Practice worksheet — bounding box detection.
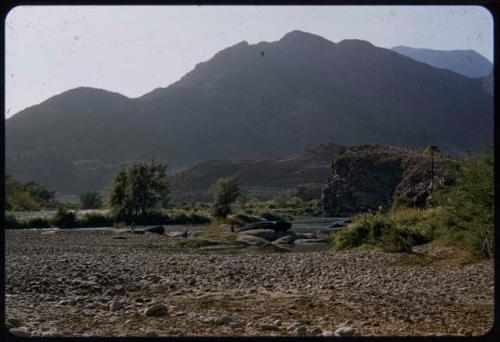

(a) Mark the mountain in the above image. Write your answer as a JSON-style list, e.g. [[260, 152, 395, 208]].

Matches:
[[391, 45, 493, 78], [169, 143, 344, 203], [6, 30, 493, 195]]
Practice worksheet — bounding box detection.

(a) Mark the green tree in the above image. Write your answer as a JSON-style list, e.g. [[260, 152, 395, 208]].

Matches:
[[79, 191, 103, 209], [212, 176, 241, 219], [425, 144, 441, 190], [23, 181, 56, 208], [442, 147, 493, 258], [5, 176, 40, 211], [108, 161, 170, 221]]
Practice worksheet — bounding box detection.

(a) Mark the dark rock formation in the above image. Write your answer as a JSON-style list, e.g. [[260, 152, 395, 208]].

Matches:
[[237, 221, 292, 233], [321, 145, 450, 216]]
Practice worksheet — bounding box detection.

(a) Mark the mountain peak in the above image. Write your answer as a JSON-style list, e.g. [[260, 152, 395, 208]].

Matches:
[[280, 30, 331, 44]]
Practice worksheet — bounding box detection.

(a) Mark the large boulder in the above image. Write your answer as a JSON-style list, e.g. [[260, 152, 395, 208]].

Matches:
[[235, 234, 270, 246], [271, 234, 296, 245], [239, 229, 288, 241], [322, 145, 451, 216], [237, 221, 292, 232]]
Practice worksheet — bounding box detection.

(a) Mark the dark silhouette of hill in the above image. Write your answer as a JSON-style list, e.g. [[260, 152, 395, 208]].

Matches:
[[6, 30, 493, 194], [391, 45, 492, 78], [169, 143, 344, 203]]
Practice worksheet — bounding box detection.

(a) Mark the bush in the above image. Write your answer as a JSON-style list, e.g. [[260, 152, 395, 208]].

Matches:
[[50, 208, 78, 228], [259, 211, 292, 222], [5, 215, 26, 229], [26, 217, 52, 228], [332, 213, 418, 253], [379, 227, 413, 253], [167, 211, 211, 225], [224, 213, 262, 227], [333, 224, 370, 250], [79, 213, 114, 227]]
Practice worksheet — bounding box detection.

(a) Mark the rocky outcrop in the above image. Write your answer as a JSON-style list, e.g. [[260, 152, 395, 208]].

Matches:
[[237, 221, 292, 233], [321, 145, 450, 216]]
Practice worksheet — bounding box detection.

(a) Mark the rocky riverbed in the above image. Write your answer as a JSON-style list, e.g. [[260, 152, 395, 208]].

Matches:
[[5, 229, 494, 337]]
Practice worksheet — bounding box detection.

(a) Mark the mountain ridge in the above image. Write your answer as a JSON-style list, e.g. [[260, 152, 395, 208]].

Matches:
[[6, 30, 493, 195], [391, 45, 493, 78]]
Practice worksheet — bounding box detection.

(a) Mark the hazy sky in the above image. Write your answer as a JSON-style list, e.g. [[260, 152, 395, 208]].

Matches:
[[5, 5, 493, 118]]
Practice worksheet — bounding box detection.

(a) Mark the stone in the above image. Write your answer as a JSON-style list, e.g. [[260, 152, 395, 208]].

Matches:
[[240, 229, 287, 241], [292, 325, 307, 336], [41, 331, 63, 337], [238, 221, 292, 232], [6, 318, 22, 328], [271, 235, 295, 245], [235, 234, 270, 246], [9, 328, 31, 337], [260, 323, 280, 331], [144, 303, 168, 317], [229, 321, 244, 329], [322, 330, 335, 337], [334, 326, 355, 336], [109, 300, 124, 312], [214, 315, 233, 325], [310, 327, 323, 335]]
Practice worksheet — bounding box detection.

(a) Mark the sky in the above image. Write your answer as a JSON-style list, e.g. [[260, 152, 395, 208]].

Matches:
[[5, 5, 494, 118]]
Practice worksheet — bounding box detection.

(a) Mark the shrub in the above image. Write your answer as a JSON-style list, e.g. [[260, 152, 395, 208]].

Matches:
[[80, 213, 114, 227], [50, 208, 78, 228], [26, 217, 52, 228], [379, 226, 413, 253], [5, 215, 26, 229], [332, 213, 417, 253], [167, 211, 211, 225], [333, 224, 370, 250], [259, 211, 291, 222], [224, 213, 261, 227]]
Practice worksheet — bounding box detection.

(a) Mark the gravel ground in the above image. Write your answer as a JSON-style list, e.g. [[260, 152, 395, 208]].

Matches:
[[5, 229, 494, 337]]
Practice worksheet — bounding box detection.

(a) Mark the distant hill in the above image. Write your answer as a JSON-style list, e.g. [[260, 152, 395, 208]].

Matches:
[[6, 30, 493, 195], [391, 45, 493, 78], [169, 143, 344, 203]]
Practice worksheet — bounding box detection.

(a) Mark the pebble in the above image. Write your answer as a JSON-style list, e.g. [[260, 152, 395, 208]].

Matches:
[[109, 300, 124, 312], [322, 330, 335, 337], [310, 326, 323, 335], [144, 304, 168, 317], [7, 318, 22, 328], [229, 321, 244, 329], [292, 325, 307, 336], [4, 230, 494, 336], [335, 326, 355, 336], [260, 323, 280, 331], [9, 328, 31, 337], [214, 315, 233, 325]]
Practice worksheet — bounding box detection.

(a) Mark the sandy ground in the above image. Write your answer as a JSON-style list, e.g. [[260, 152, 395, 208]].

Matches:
[[5, 229, 494, 337]]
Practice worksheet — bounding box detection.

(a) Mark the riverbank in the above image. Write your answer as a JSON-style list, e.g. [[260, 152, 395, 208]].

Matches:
[[5, 229, 493, 337]]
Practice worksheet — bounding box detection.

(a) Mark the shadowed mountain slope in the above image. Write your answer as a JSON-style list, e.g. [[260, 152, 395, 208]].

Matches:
[[391, 45, 493, 78], [6, 30, 493, 194]]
